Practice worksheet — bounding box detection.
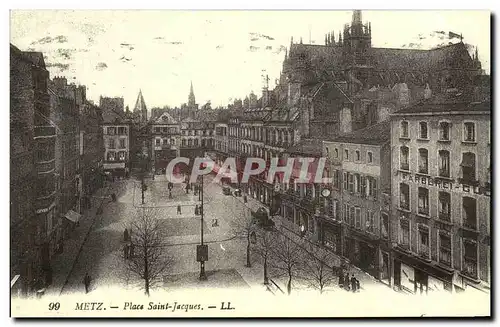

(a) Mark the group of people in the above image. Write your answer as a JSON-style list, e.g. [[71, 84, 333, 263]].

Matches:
[[339, 272, 362, 292]]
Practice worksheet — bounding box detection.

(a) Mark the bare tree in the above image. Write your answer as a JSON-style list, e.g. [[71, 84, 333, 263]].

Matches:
[[299, 247, 336, 294], [125, 208, 171, 296], [269, 234, 304, 295], [253, 229, 276, 285], [228, 204, 256, 268]]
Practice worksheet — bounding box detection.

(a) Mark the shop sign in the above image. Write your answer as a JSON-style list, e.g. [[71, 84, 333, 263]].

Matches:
[[398, 171, 490, 197]]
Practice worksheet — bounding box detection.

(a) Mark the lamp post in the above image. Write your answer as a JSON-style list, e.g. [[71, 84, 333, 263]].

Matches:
[[198, 174, 207, 280]]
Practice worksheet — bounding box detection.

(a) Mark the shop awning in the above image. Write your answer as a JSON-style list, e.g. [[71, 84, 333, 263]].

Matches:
[[64, 210, 81, 223]]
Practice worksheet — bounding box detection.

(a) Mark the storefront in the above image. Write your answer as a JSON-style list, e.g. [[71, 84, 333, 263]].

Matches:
[[393, 248, 453, 294], [320, 219, 342, 256]]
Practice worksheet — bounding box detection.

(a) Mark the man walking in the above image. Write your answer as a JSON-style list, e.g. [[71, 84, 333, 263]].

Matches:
[[83, 273, 91, 294], [350, 274, 357, 292], [177, 205, 182, 215]]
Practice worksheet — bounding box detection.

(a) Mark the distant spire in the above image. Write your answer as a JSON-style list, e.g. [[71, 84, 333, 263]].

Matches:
[[133, 89, 147, 122], [325, 34, 328, 45], [300, 37, 303, 44], [352, 10, 362, 24], [338, 31, 343, 45], [332, 31, 336, 45], [475, 47, 479, 60], [188, 81, 196, 108]]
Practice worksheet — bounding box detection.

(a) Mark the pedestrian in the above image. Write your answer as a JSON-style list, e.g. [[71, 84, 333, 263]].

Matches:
[[195, 205, 199, 216], [350, 274, 356, 293], [123, 244, 129, 259], [344, 273, 350, 291], [177, 205, 182, 215], [129, 243, 135, 258], [83, 272, 91, 294], [356, 278, 360, 292], [169, 190, 173, 199], [124, 228, 129, 242], [338, 271, 344, 288]]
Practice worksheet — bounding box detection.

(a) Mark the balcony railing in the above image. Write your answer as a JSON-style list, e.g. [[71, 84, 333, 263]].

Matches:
[[34, 126, 56, 138], [463, 220, 477, 231], [438, 212, 451, 222], [400, 163, 409, 171], [36, 160, 55, 174], [418, 207, 429, 216]]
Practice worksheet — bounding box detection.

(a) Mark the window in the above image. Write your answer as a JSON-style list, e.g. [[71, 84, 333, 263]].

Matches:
[[334, 148, 339, 158], [461, 152, 476, 183], [108, 139, 115, 149], [107, 151, 116, 161], [462, 240, 478, 278], [419, 122, 428, 139], [366, 176, 378, 198], [182, 139, 186, 146], [107, 127, 116, 135], [119, 139, 126, 149], [418, 148, 428, 174], [343, 204, 348, 222], [194, 139, 199, 147], [400, 219, 410, 249], [367, 151, 373, 163], [355, 150, 360, 161], [400, 121, 409, 138], [349, 206, 355, 225], [118, 127, 127, 135], [464, 122, 476, 142], [438, 150, 450, 177], [418, 225, 430, 258], [438, 192, 451, 222], [418, 187, 429, 216], [118, 151, 126, 161], [355, 207, 361, 228], [366, 211, 374, 233], [400, 146, 409, 170], [462, 197, 477, 230], [400, 183, 410, 210], [155, 127, 161, 133], [354, 174, 361, 193], [439, 233, 452, 266], [343, 172, 349, 190], [348, 174, 354, 193], [155, 139, 160, 146], [171, 138, 175, 145], [331, 200, 339, 219], [188, 139, 193, 146], [439, 122, 451, 141], [333, 170, 341, 189], [381, 213, 389, 239], [344, 149, 349, 160]]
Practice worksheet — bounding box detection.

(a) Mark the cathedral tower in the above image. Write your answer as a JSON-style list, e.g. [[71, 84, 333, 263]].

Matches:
[[134, 89, 148, 123]]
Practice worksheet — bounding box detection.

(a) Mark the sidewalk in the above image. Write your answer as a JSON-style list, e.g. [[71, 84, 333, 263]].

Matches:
[[45, 182, 117, 297]]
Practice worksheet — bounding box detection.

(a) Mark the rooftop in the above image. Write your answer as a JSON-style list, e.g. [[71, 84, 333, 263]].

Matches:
[[328, 120, 391, 146]]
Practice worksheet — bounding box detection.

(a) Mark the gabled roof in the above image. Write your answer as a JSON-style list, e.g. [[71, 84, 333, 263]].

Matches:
[[154, 111, 177, 124], [328, 120, 391, 146]]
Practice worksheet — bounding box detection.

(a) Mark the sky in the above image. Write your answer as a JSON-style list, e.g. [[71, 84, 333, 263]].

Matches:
[[10, 10, 490, 110]]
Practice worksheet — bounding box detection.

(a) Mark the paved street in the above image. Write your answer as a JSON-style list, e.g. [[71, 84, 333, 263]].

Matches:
[[58, 172, 401, 298]]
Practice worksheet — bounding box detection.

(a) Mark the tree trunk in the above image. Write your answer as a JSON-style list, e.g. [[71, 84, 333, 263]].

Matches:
[[144, 247, 150, 296], [263, 255, 269, 285], [246, 234, 251, 267], [287, 274, 292, 295]]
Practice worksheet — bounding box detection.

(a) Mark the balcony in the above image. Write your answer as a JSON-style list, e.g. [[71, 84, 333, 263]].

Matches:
[[438, 212, 451, 223], [462, 259, 478, 280], [35, 191, 56, 213], [34, 126, 56, 138], [36, 160, 55, 174], [462, 220, 477, 231]]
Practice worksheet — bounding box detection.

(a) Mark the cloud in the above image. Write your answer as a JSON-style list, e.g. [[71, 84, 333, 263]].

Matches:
[[95, 62, 108, 71], [56, 48, 76, 60], [120, 43, 135, 50], [249, 32, 275, 41], [46, 62, 70, 71], [30, 35, 68, 45]]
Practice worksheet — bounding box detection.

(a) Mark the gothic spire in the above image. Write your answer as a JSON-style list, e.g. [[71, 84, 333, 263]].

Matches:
[[188, 81, 196, 108], [352, 10, 362, 25]]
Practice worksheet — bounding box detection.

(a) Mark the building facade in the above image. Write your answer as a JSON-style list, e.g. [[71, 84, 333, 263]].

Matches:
[[10, 44, 57, 296], [151, 111, 180, 174], [390, 93, 490, 294]]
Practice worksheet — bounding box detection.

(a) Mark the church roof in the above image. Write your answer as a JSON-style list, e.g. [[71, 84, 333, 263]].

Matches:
[[134, 90, 147, 112]]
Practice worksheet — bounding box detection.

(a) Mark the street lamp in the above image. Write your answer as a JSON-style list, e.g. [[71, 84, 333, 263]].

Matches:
[[196, 174, 208, 280]]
